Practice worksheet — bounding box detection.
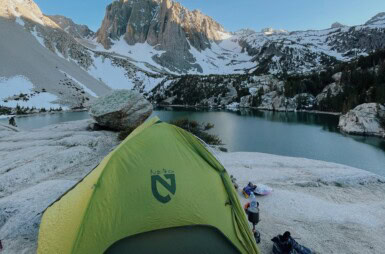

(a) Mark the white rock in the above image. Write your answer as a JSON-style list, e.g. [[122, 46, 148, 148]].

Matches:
[[259, 91, 296, 111], [332, 72, 342, 83], [239, 95, 252, 108], [0, 119, 118, 253], [316, 82, 343, 105], [338, 103, 385, 137], [89, 89, 153, 131], [226, 102, 240, 111]]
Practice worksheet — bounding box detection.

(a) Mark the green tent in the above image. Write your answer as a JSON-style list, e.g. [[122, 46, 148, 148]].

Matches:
[[37, 117, 259, 254]]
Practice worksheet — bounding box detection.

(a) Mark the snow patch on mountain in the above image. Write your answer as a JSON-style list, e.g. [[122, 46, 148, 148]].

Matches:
[[0, 76, 64, 109], [87, 56, 131, 90], [15, 17, 24, 26], [59, 70, 98, 97], [90, 38, 170, 74], [30, 27, 45, 47], [187, 38, 255, 75]]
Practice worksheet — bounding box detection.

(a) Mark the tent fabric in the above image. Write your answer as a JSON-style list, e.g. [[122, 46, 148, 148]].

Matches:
[[105, 225, 241, 254], [37, 117, 259, 254]]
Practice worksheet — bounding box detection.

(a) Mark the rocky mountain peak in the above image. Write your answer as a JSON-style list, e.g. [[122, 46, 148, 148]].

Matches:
[[1, 0, 43, 20], [365, 12, 385, 26], [48, 15, 95, 39], [95, 0, 228, 73], [96, 0, 226, 50], [0, 0, 59, 28], [261, 27, 289, 35], [331, 22, 345, 29]]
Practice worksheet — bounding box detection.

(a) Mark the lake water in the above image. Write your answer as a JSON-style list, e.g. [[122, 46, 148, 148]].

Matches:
[[1, 108, 385, 176]]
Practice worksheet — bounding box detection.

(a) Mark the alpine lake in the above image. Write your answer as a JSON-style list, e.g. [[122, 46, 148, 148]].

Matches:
[[1, 107, 384, 176]]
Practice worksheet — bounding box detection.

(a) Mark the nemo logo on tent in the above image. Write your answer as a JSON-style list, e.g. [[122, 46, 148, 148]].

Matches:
[[151, 169, 176, 204]]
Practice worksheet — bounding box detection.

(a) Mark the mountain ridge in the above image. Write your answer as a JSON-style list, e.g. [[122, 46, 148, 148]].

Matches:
[[1, 0, 385, 112]]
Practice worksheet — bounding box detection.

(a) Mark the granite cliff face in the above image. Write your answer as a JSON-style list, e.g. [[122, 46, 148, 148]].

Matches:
[[48, 15, 95, 39], [96, 0, 227, 73]]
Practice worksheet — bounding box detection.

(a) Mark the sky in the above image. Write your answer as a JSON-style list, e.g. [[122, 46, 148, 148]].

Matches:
[[34, 0, 385, 32]]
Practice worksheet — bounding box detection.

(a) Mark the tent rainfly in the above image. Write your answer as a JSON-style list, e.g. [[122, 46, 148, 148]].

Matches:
[[37, 117, 259, 254]]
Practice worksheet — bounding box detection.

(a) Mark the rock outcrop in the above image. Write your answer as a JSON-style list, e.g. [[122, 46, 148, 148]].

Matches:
[[0, 120, 118, 253], [316, 83, 343, 105], [331, 22, 345, 29], [48, 15, 95, 39], [365, 12, 385, 26], [338, 103, 385, 137], [89, 89, 153, 131], [259, 91, 296, 112]]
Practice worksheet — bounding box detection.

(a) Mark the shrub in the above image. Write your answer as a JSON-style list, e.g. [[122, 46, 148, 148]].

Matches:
[[170, 118, 222, 145], [0, 106, 11, 115]]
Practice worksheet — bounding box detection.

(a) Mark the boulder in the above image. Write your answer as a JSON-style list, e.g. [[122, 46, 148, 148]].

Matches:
[[226, 102, 240, 111], [258, 91, 296, 112], [332, 72, 342, 84], [316, 83, 343, 105], [338, 103, 385, 137], [89, 90, 153, 131]]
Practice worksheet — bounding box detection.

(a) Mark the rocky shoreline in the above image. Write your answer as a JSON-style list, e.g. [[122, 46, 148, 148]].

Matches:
[[156, 103, 343, 116], [1, 120, 384, 253]]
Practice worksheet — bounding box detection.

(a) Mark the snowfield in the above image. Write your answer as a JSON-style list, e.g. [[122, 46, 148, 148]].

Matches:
[[0, 120, 384, 254], [90, 38, 170, 75], [87, 35, 255, 75], [0, 76, 64, 109]]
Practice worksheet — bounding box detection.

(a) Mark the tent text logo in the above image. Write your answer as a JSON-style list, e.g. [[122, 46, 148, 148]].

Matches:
[[151, 169, 176, 204]]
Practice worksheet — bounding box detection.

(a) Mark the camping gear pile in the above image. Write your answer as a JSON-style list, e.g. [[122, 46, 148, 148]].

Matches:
[[272, 231, 313, 254], [37, 117, 259, 254], [242, 182, 272, 198], [240, 182, 312, 253]]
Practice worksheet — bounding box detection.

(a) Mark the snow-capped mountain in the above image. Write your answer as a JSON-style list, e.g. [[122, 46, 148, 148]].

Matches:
[[236, 19, 385, 74], [92, 0, 385, 75], [1, 0, 385, 110], [93, 0, 254, 74], [0, 0, 110, 109], [0, 0, 169, 109]]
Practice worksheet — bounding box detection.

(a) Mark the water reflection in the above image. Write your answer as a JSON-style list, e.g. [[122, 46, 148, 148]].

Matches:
[[154, 106, 385, 176], [1, 107, 384, 176]]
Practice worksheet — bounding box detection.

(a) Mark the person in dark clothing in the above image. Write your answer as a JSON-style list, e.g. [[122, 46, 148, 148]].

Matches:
[[242, 182, 257, 197], [9, 117, 17, 127], [272, 231, 312, 254]]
